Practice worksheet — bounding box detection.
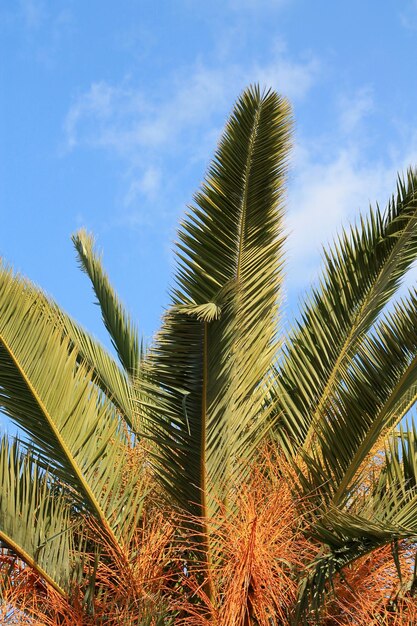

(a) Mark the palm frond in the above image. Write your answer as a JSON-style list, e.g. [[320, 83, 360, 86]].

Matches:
[[0, 437, 76, 597], [73, 229, 142, 377], [376, 423, 417, 512], [298, 290, 417, 506], [55, 311, 136, 431], [297, 505, 417, 623], [0, 264, 136, 432], [273, 170, 417, 454], [144, 85, 292, 520], [0, 266, 147, 547], [297, 424, 417, 623]]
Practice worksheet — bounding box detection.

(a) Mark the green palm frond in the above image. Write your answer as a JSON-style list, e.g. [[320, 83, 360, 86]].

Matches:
[[2, 85, 417, 623], [273, 171, 417, 454], [297, 497, 417, 622], [144, 86, 291, 519], [297, 423, 417, 622], [377, 423, 417, 508], [297, 290, 417, 506], [73, 229, 142, 377], [296, 517, 413, 624], [0, 437, 77, 597], [55, 311, 136, 430], [0, 266, 146, 547], [23, 270, 138, 432]]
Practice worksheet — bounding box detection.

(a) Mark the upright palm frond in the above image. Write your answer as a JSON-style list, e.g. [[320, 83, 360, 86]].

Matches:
[[73, 230, 142, 377], [144, 86, 292, 520], [274, 171, 417, 453]]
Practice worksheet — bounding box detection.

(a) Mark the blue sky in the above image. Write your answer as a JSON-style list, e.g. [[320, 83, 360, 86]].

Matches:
[[1, 0, 417, 355]]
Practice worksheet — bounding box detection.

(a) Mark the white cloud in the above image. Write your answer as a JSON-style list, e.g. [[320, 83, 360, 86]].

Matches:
[[63, 46, 417, 303], [287, 149, 387, 286], [64, 82, 147, 152], [286, 133, 417, 294], [64, 47, 319, 152], [282, 76, 417, 299], [63, 47, 320, 223], [124, 167, 162, 206], [337, 87, 374, 135], [63, 47, 417, 305]]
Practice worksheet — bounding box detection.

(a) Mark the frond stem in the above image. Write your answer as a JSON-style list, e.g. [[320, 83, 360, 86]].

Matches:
[[0, 530, 67, 597], [0, 332, 123, 553]]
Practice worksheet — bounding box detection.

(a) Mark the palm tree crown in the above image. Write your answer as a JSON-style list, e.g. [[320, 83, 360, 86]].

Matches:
[[1, 85, 417, 624]]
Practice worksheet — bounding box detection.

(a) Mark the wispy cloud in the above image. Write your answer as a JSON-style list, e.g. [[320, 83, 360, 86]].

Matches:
[[63, 46, 320, 209], [64, 54, 417, 300], [282, 82, 417, 297], [124, 167, 162, 205], [337, 86, 374, 135], [286, 127, 417, 297], [288, 148, 389, 285], [64, 50, 319, 154], [64, 45, 417, 306]]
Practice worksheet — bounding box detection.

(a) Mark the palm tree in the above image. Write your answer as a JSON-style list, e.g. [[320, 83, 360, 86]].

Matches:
[[1, 85, 417, 624]]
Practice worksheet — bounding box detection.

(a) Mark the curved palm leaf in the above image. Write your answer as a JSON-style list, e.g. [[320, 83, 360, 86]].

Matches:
[[298, 290, 417, 507], [22, 287, 136, 431], [274, 171, 417, 454], [297, 427, 417, 622], [0, 437, 76, 597], [55, 311, 136, 430], [0, 266, 146, 547]]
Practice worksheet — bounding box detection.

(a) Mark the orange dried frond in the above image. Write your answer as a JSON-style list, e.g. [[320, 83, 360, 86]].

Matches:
[[0, 507, 176, 625], [322, 542, 417, 625], [89, 509, 177, 625], [0, 564, 88, 626], [176, 450, 318, 626]]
